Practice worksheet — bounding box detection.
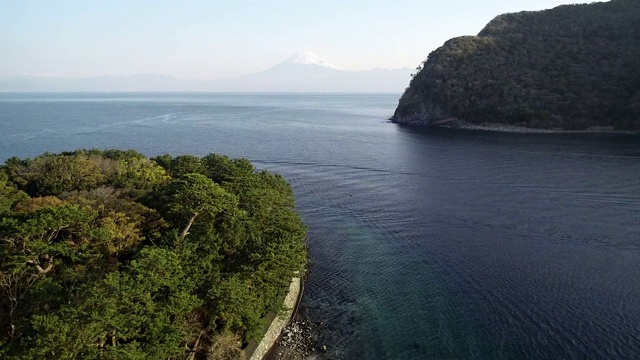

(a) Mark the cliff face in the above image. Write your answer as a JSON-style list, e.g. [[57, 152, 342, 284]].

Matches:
[[393, 0, 640, 131]]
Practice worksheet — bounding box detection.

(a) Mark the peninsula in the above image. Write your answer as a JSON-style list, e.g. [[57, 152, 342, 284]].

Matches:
[[393, 0, 640, 132]]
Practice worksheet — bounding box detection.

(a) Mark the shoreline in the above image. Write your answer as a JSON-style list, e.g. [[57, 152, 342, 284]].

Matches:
[[264, 313, 325, 360], [262, 276, 327, 360], [392, 118, 638, 135], [441, 122, 637, 134], [245, 276, 302, 360]]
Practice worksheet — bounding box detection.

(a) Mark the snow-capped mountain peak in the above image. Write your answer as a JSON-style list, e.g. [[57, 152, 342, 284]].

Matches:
[[283, 51, 342, 70]]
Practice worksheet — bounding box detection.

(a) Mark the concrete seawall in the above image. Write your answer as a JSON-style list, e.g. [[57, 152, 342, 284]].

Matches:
[[245, 277, 301, 360]]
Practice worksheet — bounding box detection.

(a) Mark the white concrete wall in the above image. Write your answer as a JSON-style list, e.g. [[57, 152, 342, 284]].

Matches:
[[248, 277, 301, 360]]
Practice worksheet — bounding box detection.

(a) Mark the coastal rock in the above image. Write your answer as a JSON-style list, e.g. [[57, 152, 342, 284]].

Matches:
[[265, 315, 324, 360]]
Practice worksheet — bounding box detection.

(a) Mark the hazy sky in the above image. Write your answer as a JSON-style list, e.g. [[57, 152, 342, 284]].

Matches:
[[1, 0, 600, 79]]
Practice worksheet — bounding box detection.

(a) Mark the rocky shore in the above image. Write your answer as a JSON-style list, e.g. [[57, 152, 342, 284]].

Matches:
[[438, 120, 628, 134], [264, 313, 328, 360], [394, 117, 635, 134]]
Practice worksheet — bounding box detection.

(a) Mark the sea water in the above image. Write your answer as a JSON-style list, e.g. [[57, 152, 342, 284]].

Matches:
[[1, 92, 639, 359]]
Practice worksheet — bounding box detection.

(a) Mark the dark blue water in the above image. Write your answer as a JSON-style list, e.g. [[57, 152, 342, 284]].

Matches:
[[1, 93, 640, 359]]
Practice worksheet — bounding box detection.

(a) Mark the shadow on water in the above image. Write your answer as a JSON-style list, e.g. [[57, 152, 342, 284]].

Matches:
[[385, 124, 640, 359]]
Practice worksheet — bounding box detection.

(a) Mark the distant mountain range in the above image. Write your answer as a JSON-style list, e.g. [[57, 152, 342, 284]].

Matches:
[[0, 51, 412, 93]]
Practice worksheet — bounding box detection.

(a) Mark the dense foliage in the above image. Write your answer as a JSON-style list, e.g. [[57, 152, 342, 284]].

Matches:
[[0, 150, 307, 359], [394, 0, 640, 131]]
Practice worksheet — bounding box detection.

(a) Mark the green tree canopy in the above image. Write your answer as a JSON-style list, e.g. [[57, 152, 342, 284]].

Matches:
[[0, 150, 307, 359]]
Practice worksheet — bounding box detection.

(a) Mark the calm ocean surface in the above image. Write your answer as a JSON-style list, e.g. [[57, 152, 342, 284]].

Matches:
[[1, 93, 640, 359]]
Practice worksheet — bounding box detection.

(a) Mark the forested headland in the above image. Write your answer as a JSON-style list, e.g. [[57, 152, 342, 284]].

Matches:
[[393, 0, 640, 131], [0, 149, 307, 359]]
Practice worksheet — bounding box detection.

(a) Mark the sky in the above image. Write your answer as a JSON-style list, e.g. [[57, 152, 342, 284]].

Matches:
[[1, 0, 602, 80]]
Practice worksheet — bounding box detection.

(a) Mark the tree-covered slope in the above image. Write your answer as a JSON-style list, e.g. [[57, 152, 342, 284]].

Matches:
[[393, 0, 640, 131], [0, 150, 307, 359]]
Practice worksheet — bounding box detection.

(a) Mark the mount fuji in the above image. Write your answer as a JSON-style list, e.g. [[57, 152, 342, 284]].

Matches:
[[283, 51, 343, 70], [209, 51, 412, 92]]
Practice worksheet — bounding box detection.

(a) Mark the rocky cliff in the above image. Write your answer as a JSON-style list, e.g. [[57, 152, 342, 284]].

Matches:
[[393, 0, 640, 131]]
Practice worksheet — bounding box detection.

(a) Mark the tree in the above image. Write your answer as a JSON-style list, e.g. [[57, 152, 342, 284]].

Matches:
[[160, 173, 238, 241], [0, 171, 28, 216], [0, 204, 98, 346], [17, 248, 199, 359], [152, 154, 205, 178]]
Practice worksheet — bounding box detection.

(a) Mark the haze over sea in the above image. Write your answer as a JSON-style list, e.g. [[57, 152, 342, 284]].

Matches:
[[1, 92, 639, 359]]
